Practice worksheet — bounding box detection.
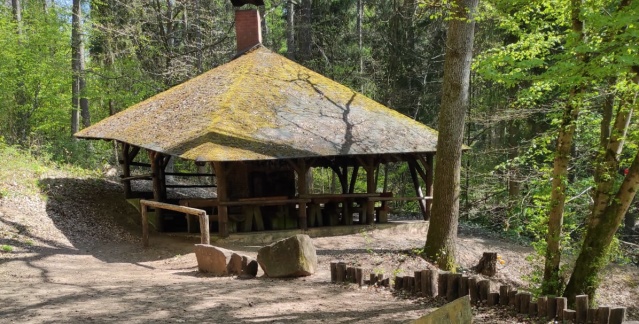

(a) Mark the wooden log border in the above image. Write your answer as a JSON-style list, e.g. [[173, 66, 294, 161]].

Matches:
[[326, 262, 628, 324]]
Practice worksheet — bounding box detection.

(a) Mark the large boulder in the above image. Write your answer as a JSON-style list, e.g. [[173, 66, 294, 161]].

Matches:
[[194, 244, 258, 277], [257, 234, 317, 278]]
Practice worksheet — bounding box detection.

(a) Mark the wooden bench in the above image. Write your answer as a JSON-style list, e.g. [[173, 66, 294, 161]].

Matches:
[[366, 194, 432, 223]]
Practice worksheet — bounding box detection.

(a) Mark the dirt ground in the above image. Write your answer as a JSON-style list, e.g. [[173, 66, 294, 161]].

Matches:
[[1, 177, 638, 323]]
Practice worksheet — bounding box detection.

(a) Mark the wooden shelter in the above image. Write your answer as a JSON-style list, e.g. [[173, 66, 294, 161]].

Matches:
[[75, 9, 439, 238]]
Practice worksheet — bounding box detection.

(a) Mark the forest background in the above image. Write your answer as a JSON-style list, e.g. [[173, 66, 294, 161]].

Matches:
[[1, 0, 638, 303]]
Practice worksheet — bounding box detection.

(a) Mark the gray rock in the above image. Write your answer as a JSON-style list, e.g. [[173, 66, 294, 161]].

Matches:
[[257, 234, 317, 278]]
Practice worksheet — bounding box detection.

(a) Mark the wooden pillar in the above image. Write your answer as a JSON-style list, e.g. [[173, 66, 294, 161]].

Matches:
[[148, 150, 164, 232], [424, 154, 434, 220], [213, 161, 229, 238], [361, 157, 376, 225], [121, 143, 132, 198], [141, 203, 149, 247], [294, 159, 309, 230], [348, 165, 359, 194], [408, 159, 428, 220]]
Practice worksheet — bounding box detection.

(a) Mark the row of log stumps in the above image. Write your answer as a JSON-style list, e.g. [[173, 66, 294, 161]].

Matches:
[[329, 261, 628, 324], [330, 261, 390, 287]]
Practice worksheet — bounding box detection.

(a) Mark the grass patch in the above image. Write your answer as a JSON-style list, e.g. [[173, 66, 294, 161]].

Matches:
[[1, 245, 14, 252], [0, 141, 102, 198]]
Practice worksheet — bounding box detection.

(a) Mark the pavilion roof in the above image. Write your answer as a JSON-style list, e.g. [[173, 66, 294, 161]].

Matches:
[[75, 46, 439, 162]]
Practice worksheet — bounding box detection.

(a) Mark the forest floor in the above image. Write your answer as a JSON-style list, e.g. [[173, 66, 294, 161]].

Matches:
[[1, 165, 638, 323]]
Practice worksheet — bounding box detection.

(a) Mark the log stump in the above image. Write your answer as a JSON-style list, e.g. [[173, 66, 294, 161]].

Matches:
[[487, 292, 500, 306], [609, 307, 626, 324], [557, 297, 568, 320], [597, 306, 610, 324], [469, 277, 479, 304], [422, 270, 437, 298], [575, 295, 588, 323], [447, 273, 461, 302], [474, 252, 498, 276], [499, 285, 509, 306], [438, 272, 449, 298], [478, 279, 490, 302]]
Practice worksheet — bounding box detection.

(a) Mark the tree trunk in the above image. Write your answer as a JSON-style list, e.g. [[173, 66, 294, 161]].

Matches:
[[298, 0, 312, 62], [71, 0, 89, 134], [424, 0, 478, 271], [286, 0, 295, 60], [563, 74, 638, 304], [11, 0, 22, 36], [541, 0, 583, 295], [563, 149, 639, 304]]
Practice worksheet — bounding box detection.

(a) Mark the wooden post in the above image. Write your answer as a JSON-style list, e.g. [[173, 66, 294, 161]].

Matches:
[[408, 160, 428, 220], [121, 143, 132, 198], [365, 158, 376, 225], [487, 292, 499, 306], [414, 271, 422, 294], [438, 272, 449, 298], [295, 159, 309, 230], [200, 212, 210, 244], [499, 285, 509, 306], [538, 296, 547, 319], [597, 306, 610, 324], [381, 278, 390, 287], [404, 276, 414, 292], [529, 301, 538, 317], [213, 162, 229, 238], [478, 279, 490, 302], [547, 296, 557, 321], [422, 270, 437, 297], [609, 307, 626, 324], [587, 308, 597, 324], [141, 203, 149, 247], [370, 273, 378, 285], [394, 276, 404, 290], [336, 262, 346, 283], [508, 290, 518, 308], [149, 150, 164, 232], [564, 309, 576, 322], [557, 297, 568, 320], [514, 292, 522, 310], [424, 154, 433, 220], [469, 277, 479, 304], [330, 261, 338, 282], [459, 275, 469, 297], [576, 295, 588, 323], [446, 273, 461, 301], [519, 292, 531, 314]]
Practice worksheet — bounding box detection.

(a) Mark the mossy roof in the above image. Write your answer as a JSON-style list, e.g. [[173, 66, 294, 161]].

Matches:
[[75, 46, 439, 162]]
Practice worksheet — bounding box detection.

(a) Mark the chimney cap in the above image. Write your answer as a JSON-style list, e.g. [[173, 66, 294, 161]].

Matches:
[[231, 0, 265, 7]]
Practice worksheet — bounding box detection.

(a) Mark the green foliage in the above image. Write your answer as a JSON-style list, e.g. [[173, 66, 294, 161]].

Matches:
[[1, 245, 13, 253]]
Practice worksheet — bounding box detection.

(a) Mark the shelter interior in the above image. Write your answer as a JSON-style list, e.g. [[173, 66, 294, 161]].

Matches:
[[119, 142, 434, 238]]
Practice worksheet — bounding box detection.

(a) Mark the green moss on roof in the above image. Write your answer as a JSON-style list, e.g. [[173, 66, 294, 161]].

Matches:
[[75, 46, 439, 162]]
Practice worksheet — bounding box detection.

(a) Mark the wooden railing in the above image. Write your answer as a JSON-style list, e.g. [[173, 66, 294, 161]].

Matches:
[[139, 199, 210, 247]]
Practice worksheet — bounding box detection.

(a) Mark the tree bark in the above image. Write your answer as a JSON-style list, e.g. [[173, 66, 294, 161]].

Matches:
[[11, 0, 22, 36], [298, 0, 312, 62], [71, 0, 90, 134], [424, 0, 478, 270], [563, 74, 639, 304], [286, 0, 295, 60], [541, 0, 584, 295]]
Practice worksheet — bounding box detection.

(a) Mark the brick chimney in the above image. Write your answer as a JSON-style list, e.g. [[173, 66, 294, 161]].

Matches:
[[235, 9, 262, 54]]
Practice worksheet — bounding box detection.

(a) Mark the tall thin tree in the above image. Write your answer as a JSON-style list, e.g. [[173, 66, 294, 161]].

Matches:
[[71, 0, 89, 135]]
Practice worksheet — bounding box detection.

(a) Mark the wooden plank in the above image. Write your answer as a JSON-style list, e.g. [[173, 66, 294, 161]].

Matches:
[[296, 159, 309, 230], [348, 165, 359, 194], [365, 159, 376, 225], [164, 184, 216, 188]]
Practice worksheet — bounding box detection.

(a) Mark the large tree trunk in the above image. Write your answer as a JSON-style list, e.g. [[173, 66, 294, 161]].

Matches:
[[541, 0, 584, 295], [424, 0, 478, 271]]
